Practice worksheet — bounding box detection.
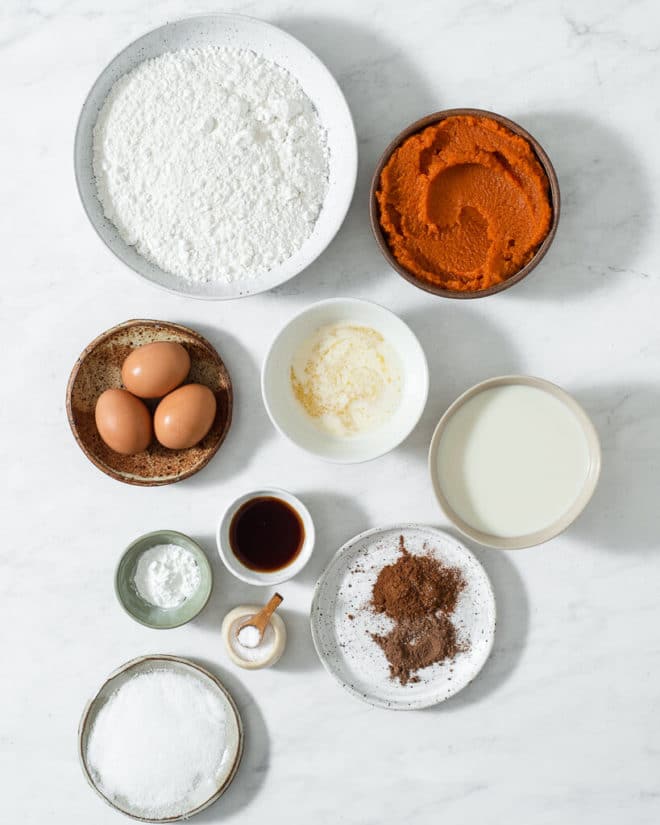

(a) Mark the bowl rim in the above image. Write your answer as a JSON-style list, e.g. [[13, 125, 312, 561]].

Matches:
[[260, 296, 430, 464], [369, 107, 561, 299], [216, 487, 316, 586], [114, 530, 214, 629], [73, 11, 358, 301], [78, 654, 243, 822], [66, 318, 233, 486], [428, 375, 602, 549]]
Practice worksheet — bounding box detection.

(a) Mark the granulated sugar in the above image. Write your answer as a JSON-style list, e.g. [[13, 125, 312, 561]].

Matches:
[[85, 669, 227, 818], [93, 47, 329, 283]]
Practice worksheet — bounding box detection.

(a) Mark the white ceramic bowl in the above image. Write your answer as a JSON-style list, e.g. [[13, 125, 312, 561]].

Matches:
[[217, 488, 315, 586], [261, 298, 429, 463], [428, 375, 602, 550], [74, 13, 357, 300], [221, 605, 287, 670]]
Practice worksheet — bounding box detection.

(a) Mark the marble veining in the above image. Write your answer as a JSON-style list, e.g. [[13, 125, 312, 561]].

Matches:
[[1, 1, 659, 823]]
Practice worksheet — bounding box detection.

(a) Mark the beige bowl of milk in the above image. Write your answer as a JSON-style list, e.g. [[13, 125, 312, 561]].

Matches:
[[429, 376, 601, 550]]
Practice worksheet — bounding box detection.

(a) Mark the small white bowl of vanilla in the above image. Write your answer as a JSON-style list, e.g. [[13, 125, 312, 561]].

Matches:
[[261, 298, 429, 463]]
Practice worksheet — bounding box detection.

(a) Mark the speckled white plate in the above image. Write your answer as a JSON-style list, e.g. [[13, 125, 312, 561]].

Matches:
[[74, 13, 357, 300], [310, 525, 496, 709]]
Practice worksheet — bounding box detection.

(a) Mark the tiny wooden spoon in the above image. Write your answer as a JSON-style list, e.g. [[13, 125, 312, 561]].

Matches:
[[237, 593, 283, 647]]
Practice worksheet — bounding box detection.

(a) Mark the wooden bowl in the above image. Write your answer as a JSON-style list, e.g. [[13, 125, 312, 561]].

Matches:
[[66, 319, 232, 486], [369, 108, 560, 298]]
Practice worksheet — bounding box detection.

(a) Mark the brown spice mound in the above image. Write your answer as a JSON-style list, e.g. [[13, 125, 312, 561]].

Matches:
[[372, 537, 465, 621], [370, 537, 467, 685], [372, 614, 461, 685]]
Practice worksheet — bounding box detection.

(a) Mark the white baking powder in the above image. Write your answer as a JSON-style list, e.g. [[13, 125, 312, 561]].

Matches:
[[132, 543, 201, 608], [86, 670, 227, 819], [93, 47, 329, 283]]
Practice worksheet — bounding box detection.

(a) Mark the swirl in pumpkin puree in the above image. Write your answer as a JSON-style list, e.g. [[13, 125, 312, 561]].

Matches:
[[376, 115, 553, 292]]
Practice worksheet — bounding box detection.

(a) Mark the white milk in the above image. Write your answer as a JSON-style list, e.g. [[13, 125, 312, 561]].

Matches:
[[436, 384, 591, 538]]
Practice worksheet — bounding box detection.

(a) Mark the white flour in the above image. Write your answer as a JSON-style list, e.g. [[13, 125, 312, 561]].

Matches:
[[93, 47, 329, 283]]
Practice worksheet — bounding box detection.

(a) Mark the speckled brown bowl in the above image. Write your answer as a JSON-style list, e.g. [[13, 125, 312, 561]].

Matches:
[[369, 108, 560, 298], [66, 320, 233, 486]]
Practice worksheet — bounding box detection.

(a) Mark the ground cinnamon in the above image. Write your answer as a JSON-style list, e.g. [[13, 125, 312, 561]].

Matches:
[[370, 537, 466, 684]]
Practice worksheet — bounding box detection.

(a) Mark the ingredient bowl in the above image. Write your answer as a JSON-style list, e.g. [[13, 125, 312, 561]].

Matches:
[[66, 319, 232, 486], [262, 298, 429, 463], [217, 488, 315, 586], [115, 530, 213, 628], [428, 376, 601, 549], [79, 655, 243, 821], [74, 13, 357, 300], [369, 108, 560, 298], [221, 605, 287, 669]]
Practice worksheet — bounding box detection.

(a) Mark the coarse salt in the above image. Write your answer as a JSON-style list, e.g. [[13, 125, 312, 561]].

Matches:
[[230, 615, 276, 663], [237, 624, 262, 649]]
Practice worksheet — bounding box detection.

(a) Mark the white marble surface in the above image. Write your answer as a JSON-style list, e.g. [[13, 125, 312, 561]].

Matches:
[[2, 0, 659, 822]]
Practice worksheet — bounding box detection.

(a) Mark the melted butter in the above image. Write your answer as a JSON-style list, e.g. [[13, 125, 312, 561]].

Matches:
[[290, 322, 402, 436]]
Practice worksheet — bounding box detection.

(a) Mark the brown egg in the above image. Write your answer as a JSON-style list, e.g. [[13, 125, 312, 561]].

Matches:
[[95, 388, 153, 455], [121, 341, 191, 398], [154, 384, 217, 449]]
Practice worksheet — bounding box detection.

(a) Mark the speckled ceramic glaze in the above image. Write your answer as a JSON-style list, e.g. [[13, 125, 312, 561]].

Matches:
[[310, 524, 496, 710], [115, 531, 213, 629], [78, 655, 243, 822], [66, 319, 232, 485], [74, 13, 357, 300]]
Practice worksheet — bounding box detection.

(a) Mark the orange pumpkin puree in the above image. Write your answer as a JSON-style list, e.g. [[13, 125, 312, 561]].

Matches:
[[376, 115, 553, 292]]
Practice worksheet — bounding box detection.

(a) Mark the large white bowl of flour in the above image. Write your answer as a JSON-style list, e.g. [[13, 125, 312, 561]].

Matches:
[[75, 14, 357, 300]]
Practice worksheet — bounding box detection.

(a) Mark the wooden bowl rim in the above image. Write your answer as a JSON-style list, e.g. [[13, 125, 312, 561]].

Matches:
[[368, 107, 561, 299], [66, 319, 233, 486]]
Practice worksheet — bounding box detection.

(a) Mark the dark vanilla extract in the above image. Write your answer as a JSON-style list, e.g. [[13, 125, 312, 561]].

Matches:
[[229, 496, 304, 572]]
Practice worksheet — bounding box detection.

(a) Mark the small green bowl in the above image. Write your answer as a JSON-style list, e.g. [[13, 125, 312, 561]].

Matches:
[[115, 530, 213, 629]]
